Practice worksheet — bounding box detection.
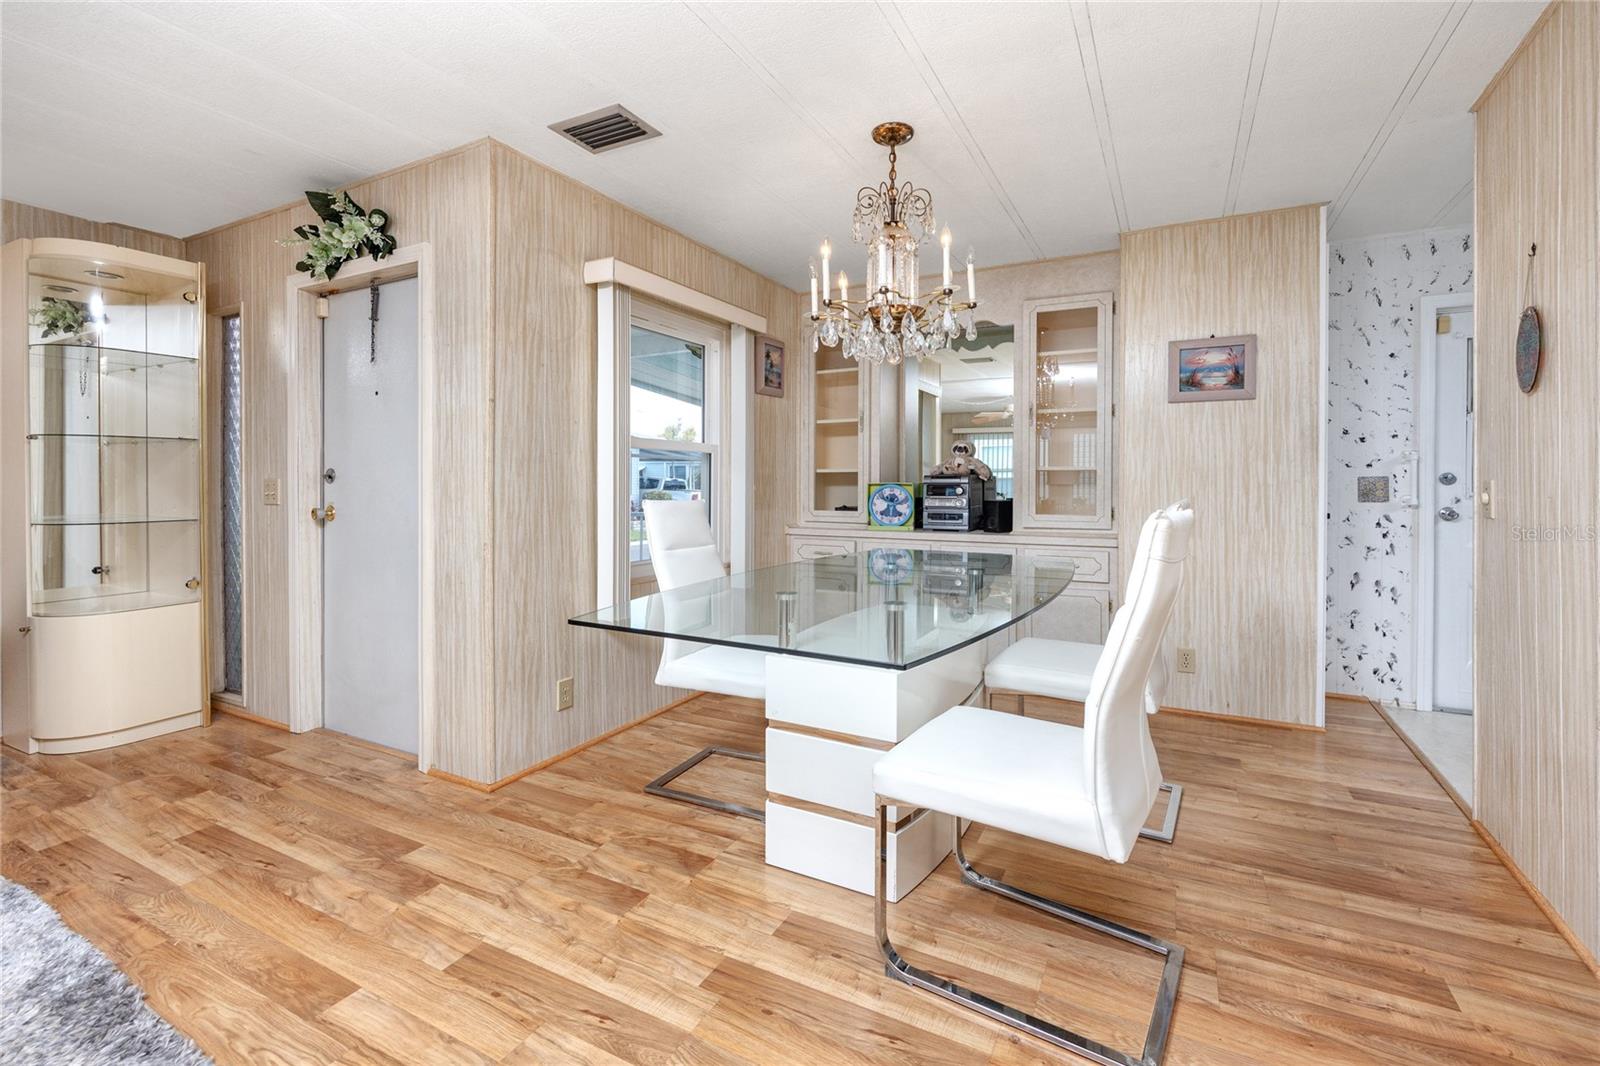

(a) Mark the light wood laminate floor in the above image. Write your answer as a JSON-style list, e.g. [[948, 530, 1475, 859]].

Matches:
[[3, 696, 1597, 1065]]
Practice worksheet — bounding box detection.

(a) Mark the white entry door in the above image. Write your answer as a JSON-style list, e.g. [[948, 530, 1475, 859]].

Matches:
[[321, 277, 420, 752], [1429, 309, 1474, 712]]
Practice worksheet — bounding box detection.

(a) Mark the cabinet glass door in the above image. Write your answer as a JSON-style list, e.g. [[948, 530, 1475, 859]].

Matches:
[[25, 261, 201, 616], [1026, 295, 1112, 528]]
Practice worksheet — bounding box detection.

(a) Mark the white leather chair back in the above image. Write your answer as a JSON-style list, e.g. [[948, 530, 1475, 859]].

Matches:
[[642, 500, 724, 672], [1081, 503, 1193, 861], [643, 499, 723, 591]]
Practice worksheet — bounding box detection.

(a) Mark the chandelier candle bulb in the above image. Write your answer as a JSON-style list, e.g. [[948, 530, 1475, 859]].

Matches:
[[941, 227, 953, 288], [810, 266, 819, 316], [966, 250, 976, 302], [821, 241, 831, 302], [839, 271, 848, 304]]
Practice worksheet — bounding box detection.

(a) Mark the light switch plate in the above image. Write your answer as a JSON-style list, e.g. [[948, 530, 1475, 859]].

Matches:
[[263, 478, 280, 506]]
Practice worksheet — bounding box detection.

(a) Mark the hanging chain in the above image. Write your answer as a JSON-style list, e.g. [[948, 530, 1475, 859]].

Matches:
[[368, 281, 380, 363]]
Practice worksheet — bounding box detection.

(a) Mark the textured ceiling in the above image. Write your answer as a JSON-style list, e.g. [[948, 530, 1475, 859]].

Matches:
[[0, 1, 1541, 289]]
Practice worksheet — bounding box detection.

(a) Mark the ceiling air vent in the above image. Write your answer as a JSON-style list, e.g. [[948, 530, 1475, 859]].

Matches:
[[959, 356, 996, 365], [550, 105, 661, 154]]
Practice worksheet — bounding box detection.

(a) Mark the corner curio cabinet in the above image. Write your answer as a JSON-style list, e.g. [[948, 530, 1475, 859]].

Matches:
[[2, 238, 207, 754]]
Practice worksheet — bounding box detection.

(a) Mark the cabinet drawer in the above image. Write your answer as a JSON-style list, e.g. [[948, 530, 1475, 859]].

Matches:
[[1021, 545, 1112, 586], [791, 537, 856, 561]]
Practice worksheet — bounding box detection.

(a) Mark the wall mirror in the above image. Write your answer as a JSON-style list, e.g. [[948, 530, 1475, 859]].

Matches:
[[902, 322, 1014, 498]]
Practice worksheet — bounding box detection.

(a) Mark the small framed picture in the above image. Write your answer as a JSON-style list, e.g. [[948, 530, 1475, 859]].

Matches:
[[755, 334, 785, 397], [1168, 334, 1256, 402]]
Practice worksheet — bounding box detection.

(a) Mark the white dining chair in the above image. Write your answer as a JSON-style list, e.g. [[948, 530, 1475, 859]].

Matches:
[[871, 502, 1192, 1066], [640, 499, 770, 820], [983, 500, 1192, 844]]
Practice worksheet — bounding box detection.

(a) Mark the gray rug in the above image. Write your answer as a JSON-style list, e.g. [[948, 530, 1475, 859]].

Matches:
[[1, 877, 211, 1066]]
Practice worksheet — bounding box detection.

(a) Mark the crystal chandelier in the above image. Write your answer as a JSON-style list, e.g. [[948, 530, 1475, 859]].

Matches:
[[807, 122, 977, 366]]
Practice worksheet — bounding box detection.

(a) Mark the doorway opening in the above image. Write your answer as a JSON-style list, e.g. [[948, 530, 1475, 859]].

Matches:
[[1390, 292, 1474, 806]]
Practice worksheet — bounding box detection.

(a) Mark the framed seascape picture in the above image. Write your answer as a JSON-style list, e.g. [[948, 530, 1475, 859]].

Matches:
[[1168, 334, 1256, 402], [755, 333, 785, 397]]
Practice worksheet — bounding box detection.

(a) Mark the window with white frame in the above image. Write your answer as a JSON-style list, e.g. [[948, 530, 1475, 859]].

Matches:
[[627, 300, 726, 581]]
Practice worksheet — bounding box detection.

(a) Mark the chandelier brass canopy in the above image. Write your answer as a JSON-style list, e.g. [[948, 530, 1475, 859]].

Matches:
[[808, 122, 978, 366]]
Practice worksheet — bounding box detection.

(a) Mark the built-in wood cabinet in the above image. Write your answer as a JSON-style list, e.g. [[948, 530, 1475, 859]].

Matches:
[[807, 342, 868, 522], [793, 286, 1120, 637]]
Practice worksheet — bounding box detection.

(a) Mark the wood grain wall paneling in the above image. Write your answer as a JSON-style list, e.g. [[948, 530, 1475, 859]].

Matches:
[[1472, 0, 1599, 961], [2, 200, 185, 259], [488, 142, 801, 779], [182, 141, 497, 782], [1118, 205, 1325, 727]]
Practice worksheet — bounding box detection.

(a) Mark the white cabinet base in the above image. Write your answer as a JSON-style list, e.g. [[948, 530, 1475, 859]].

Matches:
[[35, 709, 204, 754], [26, 601, 203, 754]]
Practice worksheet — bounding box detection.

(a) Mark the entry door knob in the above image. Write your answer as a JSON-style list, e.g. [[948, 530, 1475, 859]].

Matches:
[[312, 503, 337, 524], [1438, 506, 1460, 522]]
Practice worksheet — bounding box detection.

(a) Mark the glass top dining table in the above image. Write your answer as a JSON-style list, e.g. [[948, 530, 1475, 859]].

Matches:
[[569, 546, 1076, 671]]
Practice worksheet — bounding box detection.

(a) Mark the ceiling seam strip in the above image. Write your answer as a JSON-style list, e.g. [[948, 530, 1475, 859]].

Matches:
[[680, 1, 862, 175], [1425, 178, 1474, 228], [1223, 2, 1279, 217], [876, 0, 1044, 260], [1328, 0, 1470, 231], [64, 10, 440, 173], [1068, 2, 1129, 235]]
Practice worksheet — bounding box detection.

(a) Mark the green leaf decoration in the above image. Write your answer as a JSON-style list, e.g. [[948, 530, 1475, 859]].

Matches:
[[280, 190, 396, 281]]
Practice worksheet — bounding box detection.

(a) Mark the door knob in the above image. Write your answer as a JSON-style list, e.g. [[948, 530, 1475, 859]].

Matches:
[[1438, 506, 1460, 522], [1438, 472, 1457, 485], [311, 503, 337, 524]]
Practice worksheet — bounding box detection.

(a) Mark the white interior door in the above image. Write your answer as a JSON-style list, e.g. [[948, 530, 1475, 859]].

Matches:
[[1430, 310, 1473, 712], [321, 277, 419, 752]]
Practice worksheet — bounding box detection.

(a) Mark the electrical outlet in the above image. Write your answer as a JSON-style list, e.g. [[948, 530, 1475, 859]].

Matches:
[[557, 677, 574, 711], [1176, 647, 1197, 674], [263, 478, 280, 506]]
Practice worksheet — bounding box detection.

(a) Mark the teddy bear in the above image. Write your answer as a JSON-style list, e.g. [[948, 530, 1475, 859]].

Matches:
[[926, 439, 993, 481]]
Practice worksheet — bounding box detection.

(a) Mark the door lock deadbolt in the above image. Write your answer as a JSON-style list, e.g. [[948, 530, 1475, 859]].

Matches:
[[1438, 472, 1457, 485]]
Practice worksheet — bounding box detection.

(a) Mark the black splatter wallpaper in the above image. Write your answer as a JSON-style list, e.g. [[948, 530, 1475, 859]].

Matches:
[[1326, 228, 1472, 700]]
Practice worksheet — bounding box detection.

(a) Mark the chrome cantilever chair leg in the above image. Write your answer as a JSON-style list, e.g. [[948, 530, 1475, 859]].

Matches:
[[875, 802, 1184, 1066], [1139, 782, 1183, 844], [644, 746, 765, 821]]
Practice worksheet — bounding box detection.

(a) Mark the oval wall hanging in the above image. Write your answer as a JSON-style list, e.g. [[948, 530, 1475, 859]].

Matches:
[[1515, 306, 1542, 393]]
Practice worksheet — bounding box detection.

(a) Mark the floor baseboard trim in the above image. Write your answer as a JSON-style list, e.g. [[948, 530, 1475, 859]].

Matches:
[[1470, 819, 1600, 980], [1159, 705, 1325, 732], [1369, 699, 1472, 819], [426, 691, 703, 793], [211, 702, 290, 732]]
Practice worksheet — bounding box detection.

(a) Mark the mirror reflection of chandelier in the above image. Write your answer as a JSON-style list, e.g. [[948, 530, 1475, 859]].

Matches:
[[807, 121, 978, 366]]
